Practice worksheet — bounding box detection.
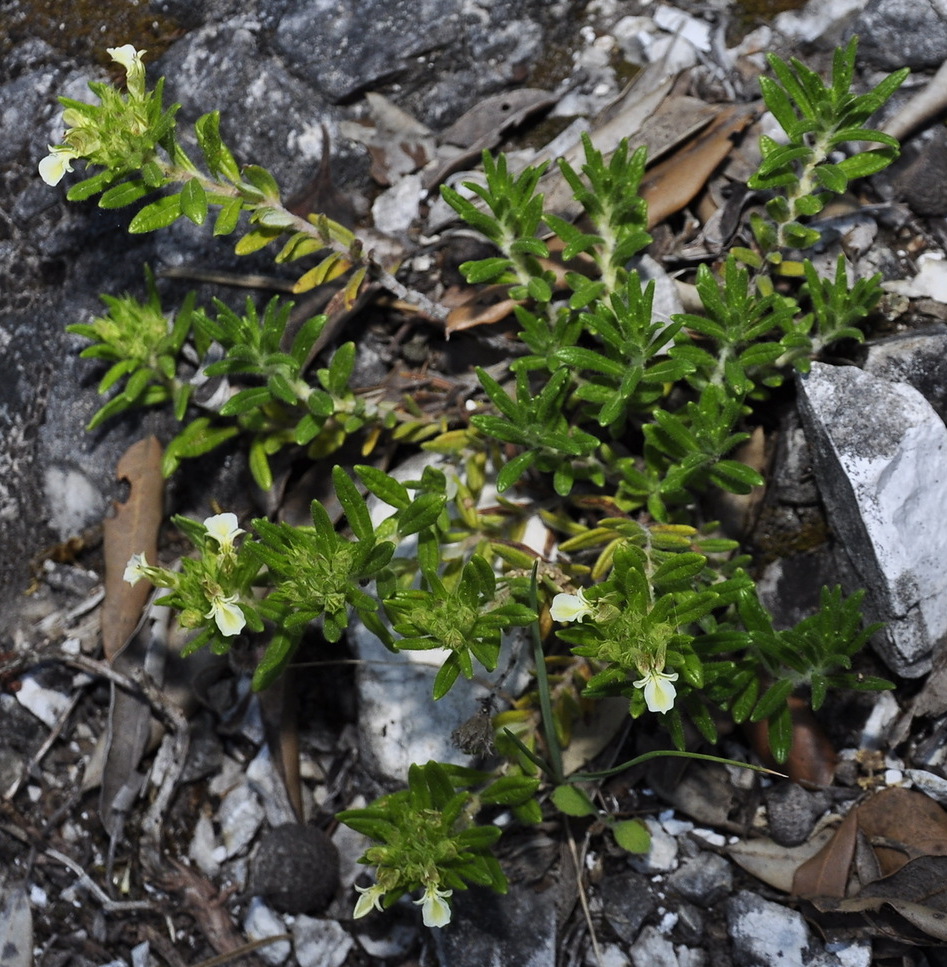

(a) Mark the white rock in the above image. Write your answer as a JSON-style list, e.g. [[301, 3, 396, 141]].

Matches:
[[218, 781, 265, 858], [797, 362, 947, 676], [906, 768, 947, 805], [630, 925, 679, 967], [588, 943, 631, 967], [243, 898, 290, 966], [187, 812, 220, 877], [14, 674, 71, 728], [825, 939, 873, 967], [371, 173, 422, 236], [653, 4, 712, 52], [884, 253, 947, 302], [293, 916, 353, 967], [859, 690, 900, 749], [727, 891, 811, 964], [246, 744, 297, 827]]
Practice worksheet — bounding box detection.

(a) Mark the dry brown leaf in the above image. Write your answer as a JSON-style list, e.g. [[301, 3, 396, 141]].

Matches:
[[744, 696, 838, 787], [446, 290, 522, 333], [641, 105, 756, 229], [101, 437, 164, 661], [856, 786, 947, 876], [728, 828, 836, 894], [793, 806, 859, 899]]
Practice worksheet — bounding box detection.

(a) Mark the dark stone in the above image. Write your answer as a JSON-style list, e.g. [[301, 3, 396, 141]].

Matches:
[[666, 853, 733, 908], [764, 782, 829, 848], [599, 870, 657, 944], [250, 823, 340, 913], [431, 879, 557, 967]]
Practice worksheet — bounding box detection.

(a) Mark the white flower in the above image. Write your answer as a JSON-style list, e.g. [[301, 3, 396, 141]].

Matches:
[[205, 592, 246, 636], [107, 45, 147, 96], [203, 513, 244, 554], [38, 146, 80, 186], [633, 666, 679, 714], [550, 588, 593, 623], [415, 883, 453, 928], [353, 882, 386, 919], [106, 44, 144, 70], [123, 552, 150, 586]]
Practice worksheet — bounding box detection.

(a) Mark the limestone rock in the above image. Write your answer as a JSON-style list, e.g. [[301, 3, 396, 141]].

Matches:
[[796, 362, 947, 677]]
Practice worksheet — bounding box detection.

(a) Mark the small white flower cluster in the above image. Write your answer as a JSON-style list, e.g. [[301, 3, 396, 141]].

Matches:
[[354, 880, 453, 928], [38, 45, 147, 187], [123, 513, 247, 637], [550, 588, 679, 713]]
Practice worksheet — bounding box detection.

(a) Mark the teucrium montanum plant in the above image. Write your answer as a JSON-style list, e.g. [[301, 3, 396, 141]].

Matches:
[[45, 39, 900, 927]]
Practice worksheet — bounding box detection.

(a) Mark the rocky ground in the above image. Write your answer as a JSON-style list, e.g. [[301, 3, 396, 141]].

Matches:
[[4, 0, 947, 965]]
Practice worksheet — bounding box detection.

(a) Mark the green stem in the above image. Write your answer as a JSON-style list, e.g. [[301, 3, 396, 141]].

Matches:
[[569, 748, 787, 783], [529, 564, 564, 785]]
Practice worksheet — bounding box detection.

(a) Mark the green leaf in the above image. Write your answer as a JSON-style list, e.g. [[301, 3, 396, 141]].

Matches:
[[751, 678, 793, 722], [355, 464, 410, 509], [248, 437, 275, 490], [526, 275, 552, 303], [214, 196, 243, 236], [241, 164, 281, 201], [332, 465, 373, 541], [219, 386, 273, 416], [397, 494, 447, 537], [180, 177, 209, 225], [651, 553, 707, 591], [612, 819, 651, 854], [767, 704, 793, 763], [496, 449, 535, 492], [480, 776, 541, 807], [65, 170, 113, 202], [252, 632, 298, 691], [432, 656, 461, 700], [128, 193, 183, 233], [461, 257, 512, 284], [551, 784, 596, 817], [98, 179, 150, 209]]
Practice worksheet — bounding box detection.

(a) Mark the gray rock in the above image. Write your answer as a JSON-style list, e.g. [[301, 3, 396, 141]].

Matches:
[[154, 20, 352, 200], [0, 67, 64, 165], [764, 782, 829, 847], [431, 880, 557, 967], [796, 361, 947, 677], [600, 870, 657, 945], [666, 853, 733, 907], [273, 0, 547, 118], [863, 325, 947, 425], [672, 902, 705, 946], [852, 0, 947, 69]]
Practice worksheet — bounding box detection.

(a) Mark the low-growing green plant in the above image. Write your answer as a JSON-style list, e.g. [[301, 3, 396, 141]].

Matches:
[[42, 38, 900, 927]]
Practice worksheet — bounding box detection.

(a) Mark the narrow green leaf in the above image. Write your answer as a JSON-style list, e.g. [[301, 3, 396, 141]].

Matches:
[[128, 193, 182, 233], [333, 465, 372, 541], [98, 179, 150, 209]]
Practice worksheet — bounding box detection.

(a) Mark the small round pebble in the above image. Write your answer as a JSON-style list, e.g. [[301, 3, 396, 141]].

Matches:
[[250, 823, 340, 914]]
